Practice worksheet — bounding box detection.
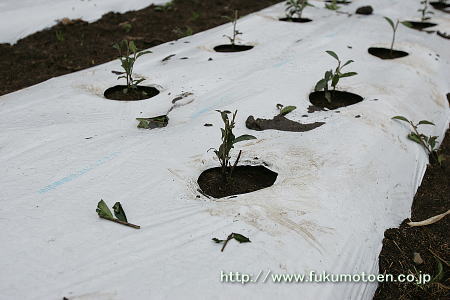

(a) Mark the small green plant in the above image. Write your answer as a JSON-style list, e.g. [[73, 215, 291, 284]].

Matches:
[[154, 1, 173, 11], [112, 40, 151, 92], [276, 104, 297, 116], [383, 17, 412, 54], [190, 11, 201, 22], [325, 0, 340, 10], [55, 30, 65, 42], [223, 10, 242, 46], [210, 110, 256, 182], [285, 0, 312, 19], [119, 21, 132, 33], [212, 233, 251, 252], [314, 51, 357, 102], [96, 200, 140, 229], [392, 116, 444, 165], [418, 0, 434, 22], [173, 26, 193, 38]]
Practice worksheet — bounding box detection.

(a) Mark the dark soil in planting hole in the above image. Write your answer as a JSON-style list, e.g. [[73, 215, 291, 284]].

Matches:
[[404, 21, 437, 30], [309, 90, 363, 110], [136, 115, 169, 129], [430, 1, 450, 11], [213, 44, 254, 53], [197, 166, 278, 198], [104, 85, 159, 101], [368, 47, 409, 60], [246, 115, 324, 132], [279, 17, 312, 23], [374, 128, 450, 300], [0, 0, 283, 96], [325, 0, 352, 4]]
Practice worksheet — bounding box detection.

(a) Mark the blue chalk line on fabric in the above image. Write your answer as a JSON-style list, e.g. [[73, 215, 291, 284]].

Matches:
[[38, 152, 120, 194]]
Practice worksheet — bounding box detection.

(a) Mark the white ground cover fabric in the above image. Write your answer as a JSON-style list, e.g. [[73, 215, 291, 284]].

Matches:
[[0, 0, 170, 44], [0, 0, 449, 299]]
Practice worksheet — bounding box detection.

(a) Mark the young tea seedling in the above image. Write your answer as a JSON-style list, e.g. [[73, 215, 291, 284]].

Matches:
[[383, 17, 411, 54], [285, 0, 312, 19], [119, 21, 132, 33], [96, 200, 140, 229], [223, 10, 242, 46], [276, 104, 297, 116], [392, 116, 444, 165], [314, 51, 357, 102], [418, 0, 434, 22], [210, 110, 256, 182], [112, 40, 151, 93], [212, 233, 251, 252]]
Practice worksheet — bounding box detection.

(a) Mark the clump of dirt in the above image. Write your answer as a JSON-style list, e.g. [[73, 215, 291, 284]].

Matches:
[[246, 115, 324, 132]]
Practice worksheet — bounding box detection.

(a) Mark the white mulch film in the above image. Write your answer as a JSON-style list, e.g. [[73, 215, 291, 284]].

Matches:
[[0, 0, 449, 299], [0, 0, 170, 44]]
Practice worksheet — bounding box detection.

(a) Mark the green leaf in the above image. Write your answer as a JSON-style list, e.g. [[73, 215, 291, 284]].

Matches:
[[96, 200, 114, 219], [280, 106, 297, 116], [233, 134, 257, 144], [212, 238, 225, 243], [429, 136, 437, 149], [324, 70, 332, 80], [315, 79, 327, 91], [408, 133, 422, 145], [325, 91, 332, 103], [437, 154, 445, 165], [137, 119, 150, 129], [136, 50, 152, 58], [331, 76, 339, 88], [129, 41, 137, 53], [392, 116, 410, 123], [383, 16, 395, 30], [326, 50, 339, 61], [340, 72, 358, 78], [112, 202, 128, 222], [342, 60, 354, 67], [232, 233, 251, 243], [418, 120, 435, 126], [431, 259, 444, 283], [401, 21, 413, 28]]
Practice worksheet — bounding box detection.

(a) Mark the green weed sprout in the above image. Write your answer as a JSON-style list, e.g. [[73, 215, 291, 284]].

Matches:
[[392, 116, 444, 165], [112, 40, 151, 93], [314, 51, 357, 102], [210, 110, 256, 181]]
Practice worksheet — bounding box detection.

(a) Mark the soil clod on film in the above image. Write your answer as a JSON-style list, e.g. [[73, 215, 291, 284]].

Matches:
[[279, 17, 312, 23], [355, 6, 373, 15], [104, 85, 159, 101], [213, 44, 254, 53], [246, 115, 324, 132], [368, 47, 409, 60], [309, 90, 363, 110], [197, 166, 278, 198]]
